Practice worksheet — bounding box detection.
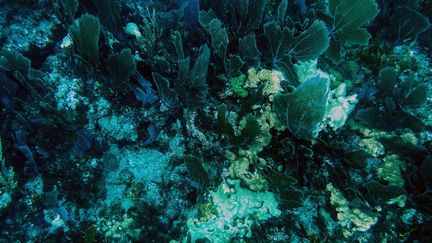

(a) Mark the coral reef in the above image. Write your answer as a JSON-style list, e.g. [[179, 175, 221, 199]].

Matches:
[[0, 0, 431, 241]]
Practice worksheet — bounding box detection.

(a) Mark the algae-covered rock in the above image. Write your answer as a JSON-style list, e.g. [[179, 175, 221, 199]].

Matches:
[[98, 112, 139, 142]]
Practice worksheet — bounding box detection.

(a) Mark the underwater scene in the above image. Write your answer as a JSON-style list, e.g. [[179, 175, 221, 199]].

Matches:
[[0, 0, 431, 242]]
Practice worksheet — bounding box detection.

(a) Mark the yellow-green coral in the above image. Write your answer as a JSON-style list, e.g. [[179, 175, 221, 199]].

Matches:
[[244, 68, 286, 96], [326, 183, 378, 238], [376, 154, 407, 207], [377, 155, 406, 187], [358, 138, 385, 157], [223, 80, 288, 191], [227, 150, 268, 191], [258, 104, 285, 131], [226, 104, 285, 191], [229, 74, 248, 97]]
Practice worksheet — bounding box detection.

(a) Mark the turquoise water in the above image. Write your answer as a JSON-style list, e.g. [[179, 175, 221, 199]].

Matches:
[[0, 0, 431, 242]]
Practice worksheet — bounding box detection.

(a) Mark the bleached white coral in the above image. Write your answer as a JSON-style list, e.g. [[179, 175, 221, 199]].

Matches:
[[295, 59, 332, 83], [324, 83, 358, 131]]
